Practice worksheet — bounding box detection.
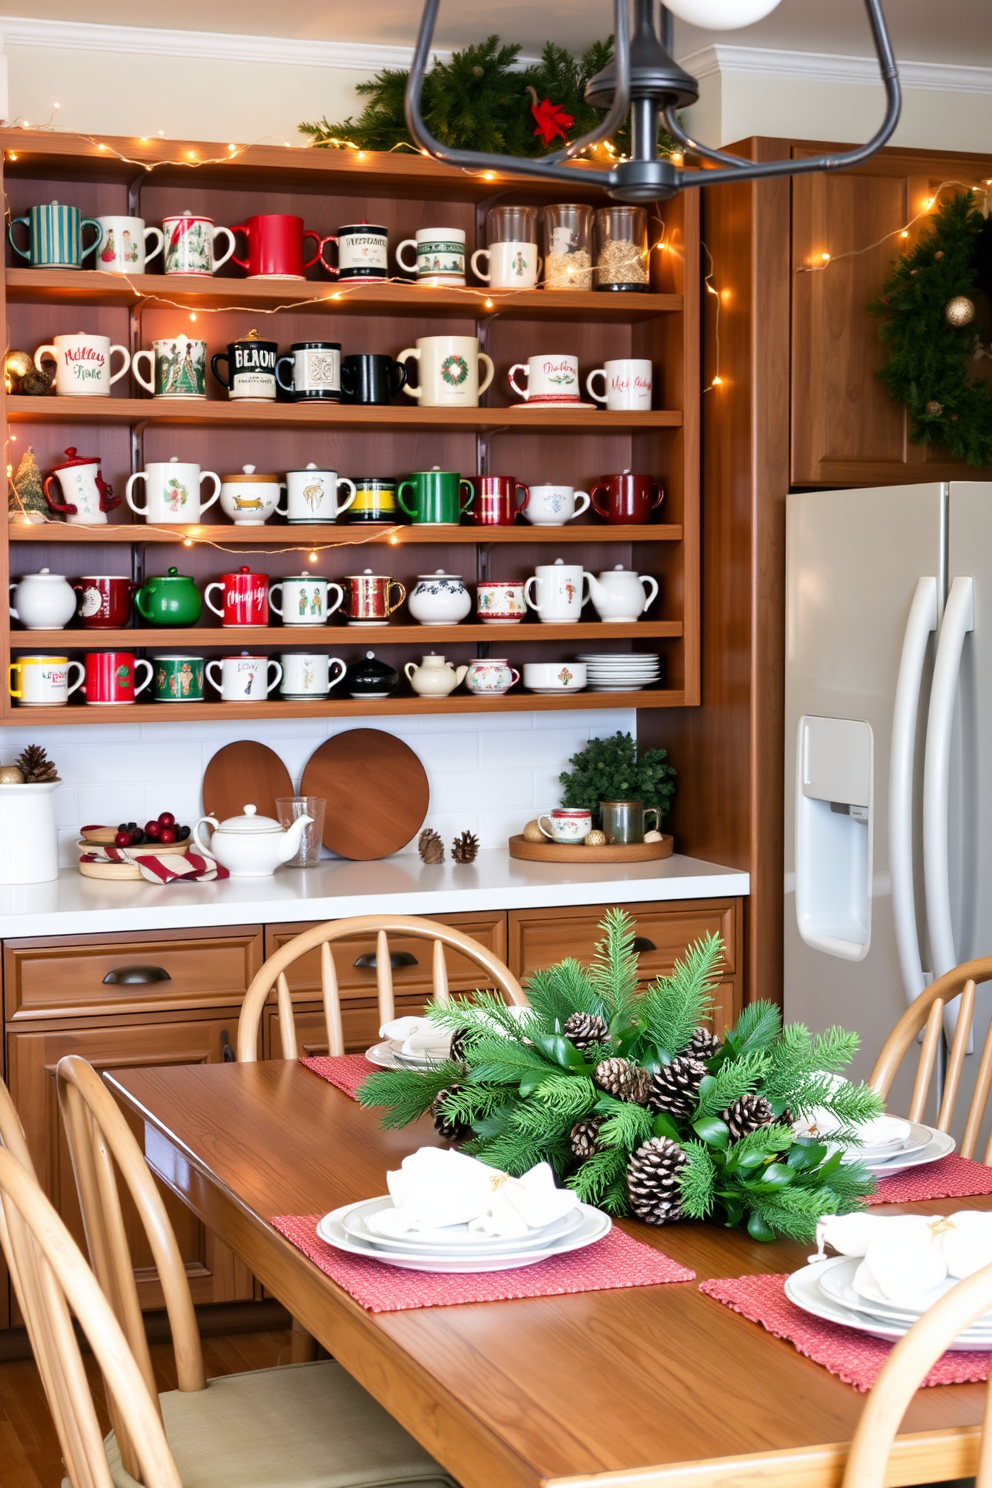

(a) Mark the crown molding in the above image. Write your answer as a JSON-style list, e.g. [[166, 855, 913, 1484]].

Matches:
[[679, 43, 992, 94]]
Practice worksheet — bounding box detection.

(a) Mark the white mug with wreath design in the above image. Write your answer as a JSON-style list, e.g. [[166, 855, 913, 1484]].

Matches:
[[396, 335, 494, 409]]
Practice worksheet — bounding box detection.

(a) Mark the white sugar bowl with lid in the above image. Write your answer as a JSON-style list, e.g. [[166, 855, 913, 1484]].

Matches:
[[219, 465, 286, 525], [9, 569, 77, 629], [192, 803, 311, 877], [407, 570, 472, 625]]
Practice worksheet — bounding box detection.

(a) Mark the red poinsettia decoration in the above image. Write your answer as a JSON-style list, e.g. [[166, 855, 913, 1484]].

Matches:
[[527, 86, 573, 147]]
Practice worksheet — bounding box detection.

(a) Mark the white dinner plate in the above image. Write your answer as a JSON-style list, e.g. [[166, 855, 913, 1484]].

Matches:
[[363, 1040, 448, 1070], [785, 1258, 991, 1351], [851, 1121, 932, 1163], [316, 1199, 611, 1271], [864, 1126, 955, 1176], [347, 1197, 584, 1253], [818, 1255, 992, 1334]]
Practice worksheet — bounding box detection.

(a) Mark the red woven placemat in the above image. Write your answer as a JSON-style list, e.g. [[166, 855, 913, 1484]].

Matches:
[[301, 1055, 377, 1100], [868, 1154, 992, 1205], [271, 1213, 695, 1312], [700, 1273, 991, 1391]]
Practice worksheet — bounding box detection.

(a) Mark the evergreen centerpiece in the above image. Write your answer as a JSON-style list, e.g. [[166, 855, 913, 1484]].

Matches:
[[558, 731, 676, 830], [359, 911, 880, 1242]]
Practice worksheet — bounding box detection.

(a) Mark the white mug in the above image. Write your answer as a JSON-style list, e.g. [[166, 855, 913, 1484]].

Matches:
[[396, 228, 466, 285], [471, 241, 541, 289], [8, 654, 84, 706], [587, 358, 653, 411], [92, 215, 164, 274], [132, 335, 207, 399], [524, 560, 592, 623], [34, 333, 130, 397], [397, 335, 494, 409], [282, 465, 356, 524], [523, 485, 592, 526], [126, 458, 220, 523], [280, 653, 347, 697], [508, 354, 580, 405], [538, 808, 592, 843], [268, 573, 344, 626], [206, 653, 282, 702]]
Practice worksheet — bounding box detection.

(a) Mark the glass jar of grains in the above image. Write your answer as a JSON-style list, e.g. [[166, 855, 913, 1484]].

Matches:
[[594, 205, 649, 292], [541, 203, 593, 291]]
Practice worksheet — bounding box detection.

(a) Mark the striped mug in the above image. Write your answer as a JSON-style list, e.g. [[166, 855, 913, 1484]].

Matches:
[[9, 201, 101, 269]]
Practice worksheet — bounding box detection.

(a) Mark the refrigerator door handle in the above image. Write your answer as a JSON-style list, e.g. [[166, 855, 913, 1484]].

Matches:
[[890, 576, 938, 1007], [923, 575, 974, 990]]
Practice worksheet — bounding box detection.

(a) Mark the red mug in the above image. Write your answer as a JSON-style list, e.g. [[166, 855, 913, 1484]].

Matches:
[[74, 575, 136, 629], [81, 651, 153, 705], [230, 214, 333, 279], [203, 567, 269, 627], [466, 476, 529, 527], [591, 473, 665, 525]]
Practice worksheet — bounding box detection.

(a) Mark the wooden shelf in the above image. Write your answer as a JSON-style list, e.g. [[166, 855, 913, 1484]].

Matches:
[[13, 622, 681, 648], [8, 522, 681, 545]]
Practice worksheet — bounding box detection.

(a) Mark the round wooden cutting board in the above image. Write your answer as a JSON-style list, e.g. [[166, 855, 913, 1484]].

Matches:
[[508, 833, 674, 863], [301, 730, 430, 860], [202, 742, 293, 825]]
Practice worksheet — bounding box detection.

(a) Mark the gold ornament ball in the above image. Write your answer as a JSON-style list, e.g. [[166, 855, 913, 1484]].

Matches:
[[0, 766, 25, 784], [522, 819, 546, 843], [584, 829, 607, 847], [4, 350, 33, 381], [945, 295, 976, 328], [926, 400, 944, 416]]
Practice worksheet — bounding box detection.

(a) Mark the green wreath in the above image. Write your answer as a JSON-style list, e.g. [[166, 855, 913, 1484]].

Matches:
[[868, 191, 992, 470]]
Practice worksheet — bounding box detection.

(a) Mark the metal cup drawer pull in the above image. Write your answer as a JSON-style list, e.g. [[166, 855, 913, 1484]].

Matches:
[[631, 936, 657, 954], [101, 965, 173, 985], [353, 950, 418, 971]]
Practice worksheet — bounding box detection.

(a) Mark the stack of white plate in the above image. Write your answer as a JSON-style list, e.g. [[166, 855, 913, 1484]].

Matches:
[[787, 1253, 992, 1352], [316, 1196, 611, 1272], [576, 654, 661, 692], [364, 1039, 444, 1070], [850, 1118, 955, 1176]]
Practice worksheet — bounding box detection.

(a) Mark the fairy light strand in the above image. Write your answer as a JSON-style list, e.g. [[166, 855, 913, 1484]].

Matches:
[[797, 178, 992, 274]]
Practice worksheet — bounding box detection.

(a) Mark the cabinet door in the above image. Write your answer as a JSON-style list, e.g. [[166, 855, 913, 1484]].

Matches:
[[6, 1016, 253, 1319]]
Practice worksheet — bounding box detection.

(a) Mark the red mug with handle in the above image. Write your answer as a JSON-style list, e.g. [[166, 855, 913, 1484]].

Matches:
[[229, 214, 333, 279], [466, 476, 529, 527], [203, 567, 270, 627], [81, 651, 153, 705], [591, 473, 665, 525]]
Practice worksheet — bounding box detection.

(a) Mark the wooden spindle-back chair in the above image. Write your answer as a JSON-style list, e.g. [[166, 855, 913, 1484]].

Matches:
[[870, 956, 992, 1160], [236, 913, 526, 1062]]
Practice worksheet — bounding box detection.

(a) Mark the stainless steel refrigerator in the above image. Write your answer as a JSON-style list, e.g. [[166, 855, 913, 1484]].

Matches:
[[784, 481, 992, 1118]]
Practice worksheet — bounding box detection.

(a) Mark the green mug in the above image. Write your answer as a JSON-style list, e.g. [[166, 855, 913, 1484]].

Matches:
[[397, 469, 474, 525], [152, 654, 204, 703]]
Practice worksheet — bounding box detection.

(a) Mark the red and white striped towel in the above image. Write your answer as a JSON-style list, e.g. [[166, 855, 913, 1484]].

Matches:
[[79, 847, 230, 883]]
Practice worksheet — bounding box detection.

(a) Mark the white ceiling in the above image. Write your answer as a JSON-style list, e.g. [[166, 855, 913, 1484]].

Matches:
[[3, 0, 990, 67]]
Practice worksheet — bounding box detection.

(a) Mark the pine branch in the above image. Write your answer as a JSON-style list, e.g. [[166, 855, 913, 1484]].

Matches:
[[356, 1062, 461, 1127], [728, 1000, 782, 1055], [678, 1141, 716, 1219], [741, 1183, 846, 1242], [588, 908, 640, 1025], [524, 959, 606, 1029], [464, 1036, 560, 1087], [466, 1127, 573, 1178], [565, 1146, 629, 1208], [531, 1073, 598, 1119], [694, 1051, 770, 1117], [595, 1094, 654, 1151], [639, 933, 722, 1059], [437, 1085, 513, 1124]]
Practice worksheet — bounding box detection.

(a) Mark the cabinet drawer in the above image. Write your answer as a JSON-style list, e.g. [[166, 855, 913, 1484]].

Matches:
[[4, 926, 264, 1021]]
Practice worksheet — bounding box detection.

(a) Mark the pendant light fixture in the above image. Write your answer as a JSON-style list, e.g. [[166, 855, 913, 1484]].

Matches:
[[403, 0, 901, 202]]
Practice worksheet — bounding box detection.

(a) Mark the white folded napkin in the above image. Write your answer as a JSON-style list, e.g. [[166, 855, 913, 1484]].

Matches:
[[379, 1016, 452, 1060], [814, 1210, 992, 1308], [384, 1147, 580, 1239]]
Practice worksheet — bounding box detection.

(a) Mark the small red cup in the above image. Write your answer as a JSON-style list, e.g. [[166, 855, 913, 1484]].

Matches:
[[466, 476, 529, 527], [591, 473, 665, 525], [75, 576, 136, 629], [230, 214, 333, 279], [81, 651, 153, 705], [204, 567, 269, 627]]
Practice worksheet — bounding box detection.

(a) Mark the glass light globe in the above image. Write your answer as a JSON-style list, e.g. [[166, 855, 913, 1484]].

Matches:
[[664, 0, 783, 28]]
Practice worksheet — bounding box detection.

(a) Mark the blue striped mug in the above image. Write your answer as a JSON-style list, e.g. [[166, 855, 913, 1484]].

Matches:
[[9, 201, 101, 269]]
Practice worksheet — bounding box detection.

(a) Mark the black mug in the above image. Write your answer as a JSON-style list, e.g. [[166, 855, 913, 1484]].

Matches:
[[211, 334, 278, 402], [275, 341, 341, 402], [340, 353, 407, 406]]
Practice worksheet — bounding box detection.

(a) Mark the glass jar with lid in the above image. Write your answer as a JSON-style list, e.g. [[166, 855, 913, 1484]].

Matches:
[[594, 206, 649, 292], [541, 204, 593, 291], [472, 205, 540, 289]]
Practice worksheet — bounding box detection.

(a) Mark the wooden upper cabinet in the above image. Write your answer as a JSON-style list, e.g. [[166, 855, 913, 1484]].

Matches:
[[790, 143, 992, 488]]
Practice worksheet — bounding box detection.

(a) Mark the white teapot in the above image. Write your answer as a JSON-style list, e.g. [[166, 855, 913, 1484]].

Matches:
[[587, 564, 659, 623], [9, 568, 77, 629], [404, 653, 468, 697], [192, 803, 311, 877]]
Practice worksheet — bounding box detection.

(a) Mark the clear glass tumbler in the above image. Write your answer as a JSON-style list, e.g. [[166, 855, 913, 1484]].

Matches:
[[594, 206, 649, 292], [276, 796, 326, 868], [541, 204, 593, 290]]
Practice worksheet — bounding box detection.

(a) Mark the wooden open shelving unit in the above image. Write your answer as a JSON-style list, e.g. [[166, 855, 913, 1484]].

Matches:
[[1, 129, 699, 722]]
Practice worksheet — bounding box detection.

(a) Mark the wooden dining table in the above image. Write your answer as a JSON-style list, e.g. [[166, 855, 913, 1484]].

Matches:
[[107, 1059, 991, 1488]]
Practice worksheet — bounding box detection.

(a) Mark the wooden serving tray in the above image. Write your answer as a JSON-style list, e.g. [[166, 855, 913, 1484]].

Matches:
[[508, 834, 674, 864], [76, 838, 191, 881]]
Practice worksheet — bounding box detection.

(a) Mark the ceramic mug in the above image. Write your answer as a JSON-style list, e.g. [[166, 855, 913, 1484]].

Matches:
[[538, 808, 592, 843], [162, 211, 236, 275], [93, 215, 164, 273], [74, 576, 136, 629], [397, 336, 493, 408], [464, 658, 520, 696], [211, 334, 279, 401], [586, 358, 653, 411], [524, 560, 592, 623], [476, 581, 526, 624], [9, 202, 100, 268], [230, 213, 332, 279], [522, 484, 592, 526], [275, 342, 341, 402], [80, 651, 153, 705], [219, 467, 285, 525], [268, 573, 344, 626], [206, 653, 282, 702], [347, 478, 398, 524], [591, 473, 665, 525], [133, 336, 207, 399], [325, 223, 388, 282], [280, 653, 347, 697], [465, 475, 528, 527], [152, 654, 205, 703], [523, 662, 587, 694], [34, 333, 130, 397], [601, 799, 661, 845], [471, 241, 541, 289], [282, 466, 355, 523], [339, 354, 407, 406], [204, 568, 269, 626], [43, 449, 116, 524], [397, 469, 474, 526], [344, 571, 406, 626], [126, 458, 220, 521], [8, 654, 84, 706], [508, 354, 580, 405], [396, 228, 466, 285]]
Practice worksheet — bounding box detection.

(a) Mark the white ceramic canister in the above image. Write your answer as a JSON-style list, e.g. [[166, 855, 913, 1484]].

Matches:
[[219, 466, 286, 525], [0, 781, 60, 883], [524, 559, 592, 623], [407, 571, 472, 626], [9, 569, 78, 629]]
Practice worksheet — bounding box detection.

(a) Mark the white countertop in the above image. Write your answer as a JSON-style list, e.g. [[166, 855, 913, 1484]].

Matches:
[[0, 850, 749, 939]]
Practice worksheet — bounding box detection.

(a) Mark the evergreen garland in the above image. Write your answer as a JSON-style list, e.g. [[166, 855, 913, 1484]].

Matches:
[[558, 731, 676, 830], [868, 191, 992, 470], [358, 910, 880, 1242]]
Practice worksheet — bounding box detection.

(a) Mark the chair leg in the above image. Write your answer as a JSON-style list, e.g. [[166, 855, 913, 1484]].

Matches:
[[289, 1316, 318, 1363]]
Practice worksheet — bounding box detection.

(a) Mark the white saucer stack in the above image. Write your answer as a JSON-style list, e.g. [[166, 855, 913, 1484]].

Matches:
[[577, 653, 661, 692]]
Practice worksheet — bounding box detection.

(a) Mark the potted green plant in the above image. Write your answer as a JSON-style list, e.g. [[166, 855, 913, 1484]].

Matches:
[[558, 731, 675, 830]]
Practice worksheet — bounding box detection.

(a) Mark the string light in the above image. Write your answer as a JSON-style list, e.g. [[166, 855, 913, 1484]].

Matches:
[[798, 179, 988, 275], [485, 298, 494, 309], [702, 242, 723, 393], [901, 230, 909, 239], [308, 550, 319, 564], [188, 312, 197, 322], [820, 252, 831, 263]]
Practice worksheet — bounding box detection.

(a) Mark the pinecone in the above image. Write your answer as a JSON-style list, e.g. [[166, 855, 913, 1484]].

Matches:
[[628, 1066, 654, 1106], [563, 1010, 609, 1051], [627, 1137, 688, 1225], [430, 1088, 471, 1144], [15, 744, 59, 783], [570, 1118, 602, 1159], [448, 1027, 471, 1065], [594, 1056, 637, 1099], [451, 830, 479, 864], [723, 1094, 775, 1141], [646, 1055, 708, 1118], [418, 828, 444, 865], [685, 1026, 720, 1062]]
